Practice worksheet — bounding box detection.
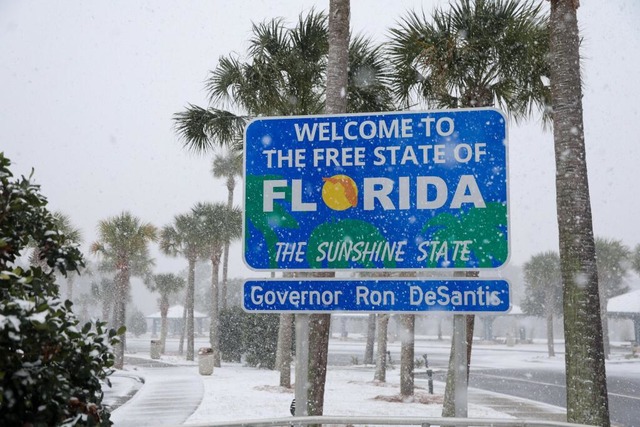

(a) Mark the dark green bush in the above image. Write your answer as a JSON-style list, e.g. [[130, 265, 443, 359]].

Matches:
[[126, 307, 148, 337], [218, 306, 245, 363], [0, 153, 120, 426], [242, 312, 279, 369], [218, 306, 280, 369]]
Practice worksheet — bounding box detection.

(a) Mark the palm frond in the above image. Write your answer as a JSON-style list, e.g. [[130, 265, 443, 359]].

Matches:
[[206, 55, 245, 105], [347, 35, 396, 112], [248, 18, 288, 61], [387, 0, 550, 120], [173, 105, 248, 155]]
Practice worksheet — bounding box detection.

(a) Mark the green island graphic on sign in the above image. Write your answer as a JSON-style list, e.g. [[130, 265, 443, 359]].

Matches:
[[245, 174, 299, 269], [306, 219, 396, 269], [420, 202, 508, 268]]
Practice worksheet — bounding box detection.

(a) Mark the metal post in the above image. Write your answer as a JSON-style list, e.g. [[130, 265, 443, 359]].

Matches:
[[295, 313, 309, 417], [453, 314, 468, 418], [422, 353, 433, 394]]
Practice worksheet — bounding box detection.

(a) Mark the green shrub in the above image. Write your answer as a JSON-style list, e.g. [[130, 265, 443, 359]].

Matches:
[[242, 312, 279, 369], [126, 307, 148, 337], [0, 153, 120, 426], [219, 306, 245, 362]]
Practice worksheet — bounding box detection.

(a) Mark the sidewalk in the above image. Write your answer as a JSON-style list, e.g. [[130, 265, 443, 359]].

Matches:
[[109, 357, 204, 427], [467, 387, 566, 423]]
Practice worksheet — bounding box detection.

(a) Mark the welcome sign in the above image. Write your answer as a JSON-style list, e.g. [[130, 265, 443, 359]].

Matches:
[[243, 108, 508, 271]]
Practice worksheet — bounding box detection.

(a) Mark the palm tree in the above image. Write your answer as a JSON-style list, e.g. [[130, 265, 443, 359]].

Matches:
[[175, 9, 394, 415], [192, 202, 242, 367], [51, 212, 84, 300], [91, 276, 116, 325], [374, 313, 390, 382], [160, 212, 204, 361], [595, 237, 631, 356], [174, 9, 393, 153], [549, 0, 609, 424], [522, 251, 562, 357], [211, 151, 243, 310], [387, 0, 550, 416], [304, 1, 351, 416], [148, 273, 185, 354], [91, 212, 157, 369], [387, 0, 550, 114], [363, 313, 376, 365]]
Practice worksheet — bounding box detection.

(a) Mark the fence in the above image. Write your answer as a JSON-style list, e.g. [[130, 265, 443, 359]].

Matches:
[[190, 416, 595, 427]]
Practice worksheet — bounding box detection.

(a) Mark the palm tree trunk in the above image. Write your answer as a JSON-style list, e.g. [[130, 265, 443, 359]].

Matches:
[[186, 258, 196, 361], [325, 0, 350, 116], [364, 313, 376, 365], [599, 281, 610, 357], [210, 256, 221, 367], [441, 317, 457, 418], [221, 242, 230, 310], [302, 0, 350, 419], [278, 313, 293, 388], [160, 296, 169, 354], [374, 313, 390, 382], [545, 292, 556, 357], [400, 314, 415, 398], [550, 1, 610, 425], [308, 313, 331, 416], [221, 181, 234, 310], [178, 301, 186, 355], [466, 313, 475, 380], [113, 267, 129, 369]]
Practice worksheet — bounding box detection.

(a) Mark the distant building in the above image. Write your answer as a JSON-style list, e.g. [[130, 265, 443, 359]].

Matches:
[[608, 289, 640, 344], [146, 305, 209, 336]]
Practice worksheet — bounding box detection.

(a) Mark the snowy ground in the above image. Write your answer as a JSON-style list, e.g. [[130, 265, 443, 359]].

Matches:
[[106, 336, 640, 425], [183, 364, 508, 424]]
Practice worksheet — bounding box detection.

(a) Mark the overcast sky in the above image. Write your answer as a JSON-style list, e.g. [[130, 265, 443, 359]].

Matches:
[[2, 1, 639, 284]]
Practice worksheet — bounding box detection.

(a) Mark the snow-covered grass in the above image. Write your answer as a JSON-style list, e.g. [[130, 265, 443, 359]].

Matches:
[[183, 363, 510, 424], [111, 336, 640, 425]]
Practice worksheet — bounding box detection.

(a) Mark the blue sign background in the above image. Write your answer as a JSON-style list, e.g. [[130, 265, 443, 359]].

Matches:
[[243, 279, 510, 313], [244, 109, 508, 271]]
